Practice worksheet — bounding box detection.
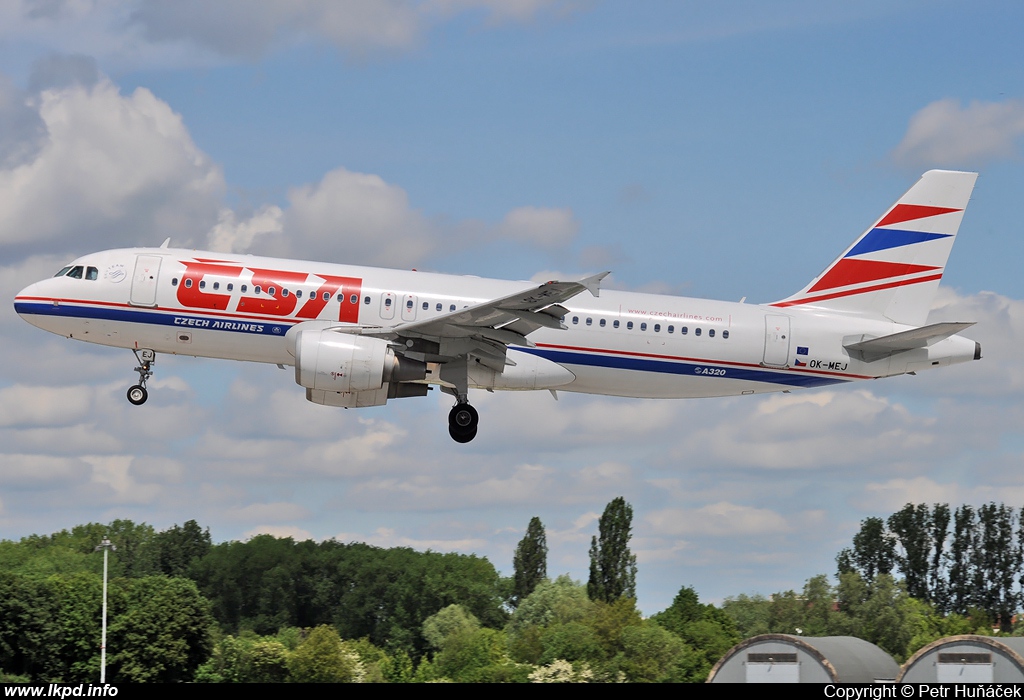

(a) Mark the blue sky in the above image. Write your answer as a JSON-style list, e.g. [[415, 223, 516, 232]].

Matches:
[[2, 0, 1024, 614]]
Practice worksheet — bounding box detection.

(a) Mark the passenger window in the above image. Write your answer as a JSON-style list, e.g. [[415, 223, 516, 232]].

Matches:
[[586, 318, 592, 326], [695, 328, 702, 336], [681, 326, 688, 335], [599, 319, 606, 327], [422, 302, 428, 310], [436, 303, 442, 311], [627, 321, 634, 330], [323, 292, 330, 301], [709, 329, 715, 338], [171, 278, 178, 287], [351, 295, 358, 304], [385, 298, 392, 308], [613, 320, 620, 329], [184, 279, 192, 288], [227, 283, 234, 292], [296, 290, 303, 298], [407, 300, 414, 309], [640, 322, 647, 331], [241, 285, 248, 293], [199, 280, 206, 289], [723, 330, 730, 339], [364, 296, 370, 304], [254, 285, 262, 294], [450, 304, 456, 312], [86, 267, 98, 280], [214, 282, 220, 291], [668, 325, 674, 333], [572, 316, 579, 325], [654, 324, 660, 332], [268, 287, 275, 296]]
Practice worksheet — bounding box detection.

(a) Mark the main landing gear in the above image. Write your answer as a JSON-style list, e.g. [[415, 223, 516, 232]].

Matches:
[[448, 402, 479, 443], [126, 348, 155, 406]]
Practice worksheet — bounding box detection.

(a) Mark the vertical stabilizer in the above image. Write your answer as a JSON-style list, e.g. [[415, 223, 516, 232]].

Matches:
[[772, 170, 977, 325]]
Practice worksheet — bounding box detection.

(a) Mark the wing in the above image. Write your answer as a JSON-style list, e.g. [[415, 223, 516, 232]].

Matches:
[[357, 271, 609, 373]]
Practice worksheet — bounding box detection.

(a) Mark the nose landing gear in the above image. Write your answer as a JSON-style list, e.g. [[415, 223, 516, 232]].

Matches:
[[127, 349, 155, 406], [448, 402, 478, 443]]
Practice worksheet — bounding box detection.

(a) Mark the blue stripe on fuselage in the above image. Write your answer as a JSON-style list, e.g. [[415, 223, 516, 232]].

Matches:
[[14, 301, 291, 336], [520, 347, 848, 389], [17, 301, 848, 388]]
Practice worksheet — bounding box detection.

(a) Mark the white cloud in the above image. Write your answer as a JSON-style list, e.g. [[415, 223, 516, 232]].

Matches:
[[0, 74, 47, 169], [0, 454, 91, 486], [494, 206, 579, 249], [856, 475, 1024, 513], [0, 78, 223, 256], [206, 205, 284, 254], [81, 454, 162, 504], [677, 390, 941, 470], [227, 502, 311, 522], [892, 98, 1024, 167], [923, 288, 1024, 397], [129, 0, 424, 59], [335, 526, 489, 552], [426, 0, 583, 25], [0, 384, 94, 427], [244, 524, 315, 541], [648, 502, 793, 538], [280, 166, 436, 267]]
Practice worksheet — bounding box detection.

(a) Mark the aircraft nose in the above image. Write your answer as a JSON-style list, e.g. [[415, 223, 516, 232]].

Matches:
[[13, 281, 44, 321]]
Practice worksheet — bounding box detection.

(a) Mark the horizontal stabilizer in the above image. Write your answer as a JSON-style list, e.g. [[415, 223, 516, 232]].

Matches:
[[844, 322, 975, 361]]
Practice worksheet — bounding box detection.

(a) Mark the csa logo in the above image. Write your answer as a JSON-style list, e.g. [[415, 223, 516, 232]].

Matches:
[[104, 264, 127, 283]]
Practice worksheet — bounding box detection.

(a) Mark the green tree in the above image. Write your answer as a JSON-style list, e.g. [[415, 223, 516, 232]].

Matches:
[[930, 503, 951, 612], [888, 504, 933, 601], [288, 626, 364, 683], [422, 604, 480, 651], [512, 517, 547, 607], [587, 497, 638, 603], [973, 502, 1019, 631], [948, 505, 975, 614], [652, 585, 740, 680], [108, 576, 214, 682], [154, 520, 211, 577]]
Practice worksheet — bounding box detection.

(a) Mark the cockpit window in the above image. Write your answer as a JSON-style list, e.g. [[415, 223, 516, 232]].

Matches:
[[54, 266, 73, 277], [66, 266, 84, 279], [86, 267, 98, 281]]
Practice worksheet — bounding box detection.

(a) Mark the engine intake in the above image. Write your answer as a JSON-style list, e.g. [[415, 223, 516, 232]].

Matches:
[[294, 330, 426, 393]]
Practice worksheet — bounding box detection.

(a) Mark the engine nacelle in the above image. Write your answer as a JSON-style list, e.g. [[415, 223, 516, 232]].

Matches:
[[293, 330, 426, 393]]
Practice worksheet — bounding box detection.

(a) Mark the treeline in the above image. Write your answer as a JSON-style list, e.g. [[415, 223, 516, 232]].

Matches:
[[6, 500, 1018, 682], [0, 497, 742, 683], [722, 573, 985, 663], [836, 503, 1024, 629]]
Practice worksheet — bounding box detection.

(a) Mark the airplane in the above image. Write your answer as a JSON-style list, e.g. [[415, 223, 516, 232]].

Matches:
[[14, 170, 981, 443]]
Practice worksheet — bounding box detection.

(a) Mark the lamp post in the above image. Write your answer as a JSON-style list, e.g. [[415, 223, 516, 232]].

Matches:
[[94, 536, 116, 683]]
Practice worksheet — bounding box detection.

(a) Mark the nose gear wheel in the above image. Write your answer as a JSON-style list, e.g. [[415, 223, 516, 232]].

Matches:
[[127, 349, 155, 406]]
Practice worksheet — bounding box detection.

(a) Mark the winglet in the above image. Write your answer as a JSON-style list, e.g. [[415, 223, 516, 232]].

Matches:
[[581, 271, 611, 298], [160, 237, 171, 249]]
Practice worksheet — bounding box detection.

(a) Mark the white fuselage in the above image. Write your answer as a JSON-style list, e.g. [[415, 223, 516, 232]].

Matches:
[[14, 247, 979, 399]]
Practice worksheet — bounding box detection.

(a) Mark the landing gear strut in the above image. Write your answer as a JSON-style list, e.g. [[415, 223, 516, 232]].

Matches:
[[127, 348, 155, 406], [448, 402, 478, 443]]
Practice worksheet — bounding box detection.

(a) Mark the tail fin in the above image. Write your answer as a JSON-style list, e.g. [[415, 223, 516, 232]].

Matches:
[[772, 170, 978, 325]]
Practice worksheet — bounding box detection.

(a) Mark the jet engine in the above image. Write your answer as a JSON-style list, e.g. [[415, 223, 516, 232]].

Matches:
[[293, 329, 426, 393]]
